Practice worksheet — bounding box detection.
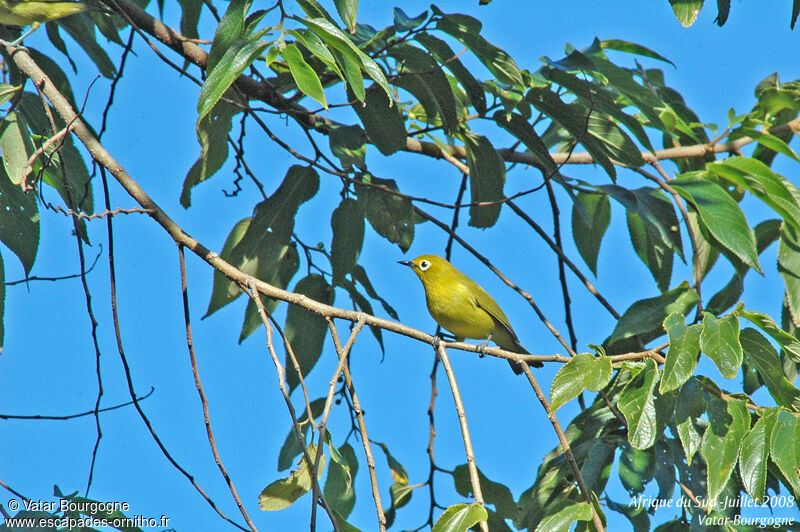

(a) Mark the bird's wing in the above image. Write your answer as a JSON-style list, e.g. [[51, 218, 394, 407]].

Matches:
[[470, 285, 518, 340]]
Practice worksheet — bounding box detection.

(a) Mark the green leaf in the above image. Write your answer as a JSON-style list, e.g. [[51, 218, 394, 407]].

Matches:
[[206, 217, 253, 316], [740, 328, 800, 411], [277, 398, 326, 470], [198, 39, 268, 122], [746, 129, 800, 164], [571, 192, 610, 276], [351, 85, 405, 156], [390, 44, 458, 135], [288, 29, 344, 80], [550, 354, 612, 411], [699, 312, 742, 379], [239, 242, 300, 342], [618, 359, 659, 449], [285, 275, 334, 391], [0, 113, 33, 186], [493, 111, 559, 179], [669, 0, 703, 27], [58, 16, 117, 79], [779, 223, 800, 325], [627, 210, 674, 292], [432, 503, 488, 532], [770, 409, 800, 494], [393, 7, 427, 31], [618, 443, 655, 494], [461, 131, 505, 228], [0, 165, 38, 274], [738, 309, 800, 363], [527, 87, 615, 179], [355, 174, 414, 251], [324, 442, 357, 518], [259, 443, 325, 510], [707, 157, 800, 232], [675, 379, 705, 465], [374, 441, 408, 484], [281, 43, 328, 109], [415, 32, 486, 114], [330, 198, 364, 285], [701, 396, 750, 505], [671, 175, 762, 274], [534, 500, 593, 532], [606, 282, 699, 349], [435, 12, 523, 88], [333, 0, 357, 33], [599, 39, 675, 66], [328, 124, 366, 169], [182, 97, 239, 207], [660, 313, 701, 393], [300, 17, 392, 103], [739, 409, 777, 503], [453, 465, 516, 519]]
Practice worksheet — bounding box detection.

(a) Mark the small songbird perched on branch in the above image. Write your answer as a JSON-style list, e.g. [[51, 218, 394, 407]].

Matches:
[[400, 254, 542, 374], [0, 0, 96, 45]]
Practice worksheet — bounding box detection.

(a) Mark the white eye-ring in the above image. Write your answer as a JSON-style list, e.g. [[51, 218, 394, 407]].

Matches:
[[419, 260, 431, 271]]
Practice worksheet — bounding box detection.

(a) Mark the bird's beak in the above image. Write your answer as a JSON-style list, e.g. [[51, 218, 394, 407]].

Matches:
[[398, 260, 415, 269]]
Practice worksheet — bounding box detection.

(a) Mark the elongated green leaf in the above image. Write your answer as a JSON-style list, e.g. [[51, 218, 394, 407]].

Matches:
[[461, 131, 505, 228], [699, 312, 742, 379], [355, 174, 414, 251], [550, 354, 613, 411], [453, 465, 516, 519], [618, 359, 659, 449], [394, 7, 427, 30], [675, 379, 705, 465], [707, 157, 800, 232], [779, 224, 800, 325], [599, 39, 675, 66], [0, 113, 33, 186], [259, 443, 325, 510], [282, 43, 328, 108], [745, 128, 800, 163], [206, 217, 253, 316], [285, 275, 334, 391], [660, 313, 701, 393], [415, 32, 486, 113], [351, 85, 405, 155], [333, 0, 357, 33], [738, 309, 800, 363], [627, 210, 674, 292], [527, 87, 615, 178], [340, 279, 384, 351], [671, 175, 761, 273], [770, 409, 800, 494], [619, 443, 655, 494], [606, 282, 699, 349], [0, 165, 38, 274], [239, 243, 300, 342], [585, 112, 645, 167], [740, 328, 800, 411], [182, 96, 238, 207], [493, 111, 558, 178], [435, 12, 523, 88], [288, 29, 344, 81], [534, 500, 593, 532], [739, 410, 777, 503], [702, 396, 750, 505], [331, 198, 364, 285], [206, 0, 249, 70], [300, 17, 392, 102], [324, 442, 357, 518], [58, 16, 117, 79], [352, 265, 398, 319], [571, 191, 610, 276], [433, 503, 488, 532], [198, 39, 268, 122], [669, 0, 703, 27]]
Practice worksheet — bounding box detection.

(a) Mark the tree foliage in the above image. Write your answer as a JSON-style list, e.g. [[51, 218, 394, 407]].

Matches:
[[1, 1, 800, 531]]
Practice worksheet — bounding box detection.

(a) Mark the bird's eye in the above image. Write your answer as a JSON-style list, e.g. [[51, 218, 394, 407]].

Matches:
[[419, 260, 430, 271]]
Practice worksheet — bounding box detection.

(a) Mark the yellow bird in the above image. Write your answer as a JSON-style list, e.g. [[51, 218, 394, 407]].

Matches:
[[0, 0, 92, 45], [400, 254, 542, 374]]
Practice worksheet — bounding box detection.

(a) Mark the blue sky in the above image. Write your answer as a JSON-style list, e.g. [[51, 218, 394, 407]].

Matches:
[[2, 1, 800, 531]]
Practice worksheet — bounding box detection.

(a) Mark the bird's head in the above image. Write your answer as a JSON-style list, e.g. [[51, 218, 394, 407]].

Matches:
[[398, 254, 451, 287]]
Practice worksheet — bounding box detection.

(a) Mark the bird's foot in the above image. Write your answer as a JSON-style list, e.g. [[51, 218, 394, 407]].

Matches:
[[476, 334, 493, 358], [431, 334, 443, 351]]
